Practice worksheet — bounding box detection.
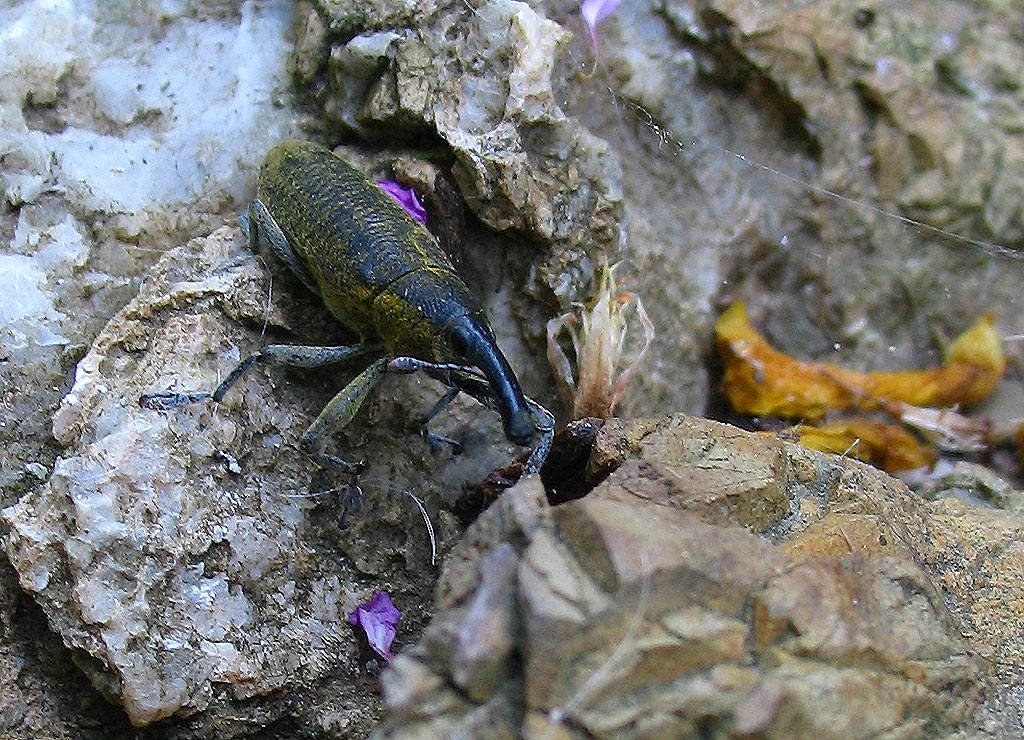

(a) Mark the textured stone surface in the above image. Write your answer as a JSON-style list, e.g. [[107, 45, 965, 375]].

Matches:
[[311, 0, 624, 295], [0, 3, 305, 736], [2, 228, 507, 729], [370, 415, 1022, 739], [587, 415, 791, 531], [4, 0, 1024, 736], [682, 0, 1024, 246], [0, 0, 298, 507]]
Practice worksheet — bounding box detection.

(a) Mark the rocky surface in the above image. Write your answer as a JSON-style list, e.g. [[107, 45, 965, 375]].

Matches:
[[0, 2, 301, 737], [0, 0, 300, 498], [570, 0, 1024, 420], [2, 226, 535, 731], [372, 415, 1023, 739], [3, 0, 1024, 737]]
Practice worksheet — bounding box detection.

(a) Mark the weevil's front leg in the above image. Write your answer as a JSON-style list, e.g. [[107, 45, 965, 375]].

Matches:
[[388, 357, 495, 408], [248, 198, 320, 295], [419, 387, 462, 453], [521, 399, 554, 476], [388, 356, 555, 475], [140, 343, 374, 410], [300, 357, 388, 474]]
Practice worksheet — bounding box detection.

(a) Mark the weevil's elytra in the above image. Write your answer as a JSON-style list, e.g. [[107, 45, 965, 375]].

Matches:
[[258, 142, 466, 348], [142, 139, 551, 482]]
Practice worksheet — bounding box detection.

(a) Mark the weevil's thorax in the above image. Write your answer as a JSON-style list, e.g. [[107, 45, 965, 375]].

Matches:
[[371, 266, 486, 361]]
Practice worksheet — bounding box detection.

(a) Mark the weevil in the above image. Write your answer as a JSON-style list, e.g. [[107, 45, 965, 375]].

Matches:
[[142, 140, 552, 490]]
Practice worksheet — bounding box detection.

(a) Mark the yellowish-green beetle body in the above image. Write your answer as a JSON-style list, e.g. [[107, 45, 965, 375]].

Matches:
[[253, 140, 535, 446]]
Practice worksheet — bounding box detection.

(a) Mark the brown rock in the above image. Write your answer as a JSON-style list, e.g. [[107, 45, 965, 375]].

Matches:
[[922, 498, 1024, 676], [552, 493, 783, 604], [373, 415, 1008, 739], [753, 557, 967, 669], [588, 415, 791, 532], [452, 543, 519, 702]]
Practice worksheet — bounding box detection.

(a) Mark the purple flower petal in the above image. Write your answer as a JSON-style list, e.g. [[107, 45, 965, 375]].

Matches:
[[379, 180, 428, 224], [348, 591, 402, 660], [580, 0, 622, 54]]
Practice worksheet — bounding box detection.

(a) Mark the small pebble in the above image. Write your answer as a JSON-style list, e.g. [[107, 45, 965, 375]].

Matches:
[[218, 450, 242, 475], [24, 462, 48, 480]]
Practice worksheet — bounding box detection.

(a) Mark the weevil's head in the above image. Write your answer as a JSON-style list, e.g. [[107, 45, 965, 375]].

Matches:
[[448, 314, 535, 447]]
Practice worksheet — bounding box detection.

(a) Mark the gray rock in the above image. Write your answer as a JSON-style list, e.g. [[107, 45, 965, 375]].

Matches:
[[3, 227, 510, 729]]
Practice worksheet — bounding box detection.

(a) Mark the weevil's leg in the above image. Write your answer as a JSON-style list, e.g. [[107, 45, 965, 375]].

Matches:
[[521, 399, 554, 475], [300, 357, 388, 474], [389, 357, 495, 409], [247, 199, 320, 296], [420, 387, 462, 453], [139, 390, 214, 410], [338, 484, 363, 529], [389, 356, 555, 474], [210, 344, 373, 401], [390, 358, 489, 452], [140, 343, 373, 410]]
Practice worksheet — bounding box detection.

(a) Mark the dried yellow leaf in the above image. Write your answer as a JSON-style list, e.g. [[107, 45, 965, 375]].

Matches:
[[715, 302, 1004, 420], [791, 420, 937, 472]]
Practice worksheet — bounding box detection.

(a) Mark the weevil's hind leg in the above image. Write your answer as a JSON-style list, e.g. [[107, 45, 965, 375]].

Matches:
[[248, 199, 320, 296], [211, 344, 374, 401], [338, 484, 363, 529], [140, 343, 374, 410], [420, 387, 462, 453], [300, 357, 388, 474]]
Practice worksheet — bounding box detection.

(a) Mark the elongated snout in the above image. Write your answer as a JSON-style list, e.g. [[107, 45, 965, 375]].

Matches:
[[448, 315, 534, 446]]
